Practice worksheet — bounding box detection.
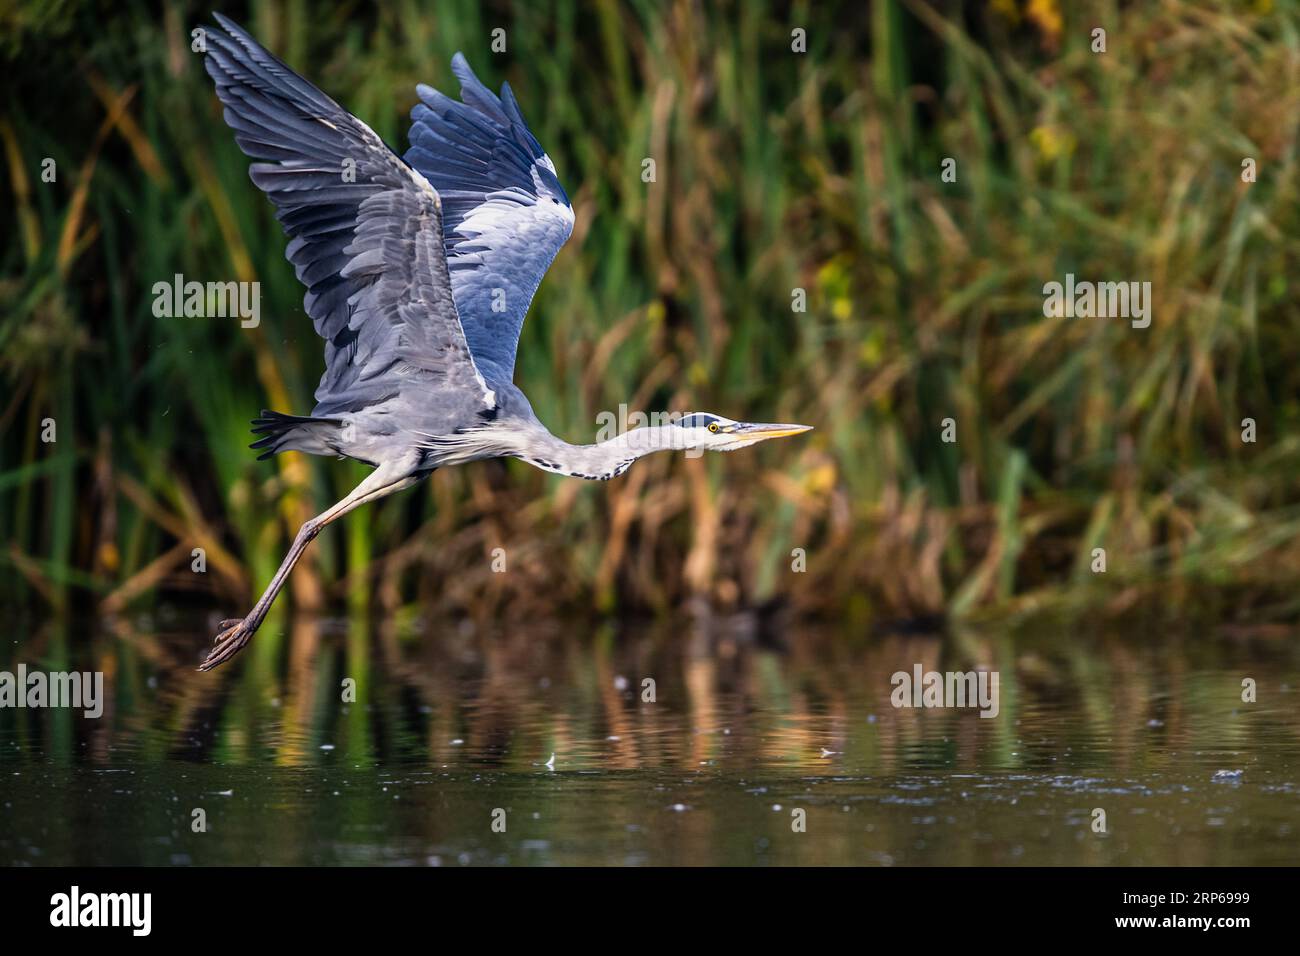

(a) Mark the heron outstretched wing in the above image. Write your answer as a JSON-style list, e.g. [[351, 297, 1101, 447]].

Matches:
[[203, 14, 494, 415], [404, 55, 575, 381]]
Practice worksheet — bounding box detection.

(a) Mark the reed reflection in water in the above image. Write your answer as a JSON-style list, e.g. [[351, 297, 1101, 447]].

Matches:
[[1, 612, 1297, 865]]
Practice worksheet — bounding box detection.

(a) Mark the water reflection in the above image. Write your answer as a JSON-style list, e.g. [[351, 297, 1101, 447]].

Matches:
[[1, 612, 1298, 865]]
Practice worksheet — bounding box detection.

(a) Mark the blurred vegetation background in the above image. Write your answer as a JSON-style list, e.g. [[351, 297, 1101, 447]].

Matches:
[[2, 0, 1300, 648]]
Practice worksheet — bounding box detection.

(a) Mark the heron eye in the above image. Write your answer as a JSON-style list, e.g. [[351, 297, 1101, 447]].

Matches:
[[708, 422, 720, 433]]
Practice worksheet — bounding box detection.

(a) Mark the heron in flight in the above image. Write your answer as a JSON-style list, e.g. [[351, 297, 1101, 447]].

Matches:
[[197, 14, 811, 670]]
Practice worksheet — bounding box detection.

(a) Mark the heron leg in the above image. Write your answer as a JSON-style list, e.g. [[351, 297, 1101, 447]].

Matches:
[[199, 460, 423, 671]]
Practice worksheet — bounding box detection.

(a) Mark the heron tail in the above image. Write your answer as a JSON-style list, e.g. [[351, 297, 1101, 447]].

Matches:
[[249, 410, 344, 460]]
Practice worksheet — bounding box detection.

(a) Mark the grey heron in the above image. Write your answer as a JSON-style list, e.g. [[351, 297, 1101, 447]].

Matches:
[[197, 14, 812, 671]]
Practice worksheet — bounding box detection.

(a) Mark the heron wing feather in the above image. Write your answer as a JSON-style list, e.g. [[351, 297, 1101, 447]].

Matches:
[[203, 14, 494, 415], [404, 55, 575, 380]]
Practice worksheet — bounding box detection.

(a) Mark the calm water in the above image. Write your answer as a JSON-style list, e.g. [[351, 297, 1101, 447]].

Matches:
[[1, 612, 1297, 865]]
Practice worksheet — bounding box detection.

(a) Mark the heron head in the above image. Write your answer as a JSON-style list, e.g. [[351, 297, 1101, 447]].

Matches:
[[672, 412, 813, 452]]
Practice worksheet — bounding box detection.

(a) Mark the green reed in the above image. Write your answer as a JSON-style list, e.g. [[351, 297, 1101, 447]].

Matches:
[[2, 0, 1299, 633]]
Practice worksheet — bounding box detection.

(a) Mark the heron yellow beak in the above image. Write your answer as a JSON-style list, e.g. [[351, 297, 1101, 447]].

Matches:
[[731, 422, 814, 441]]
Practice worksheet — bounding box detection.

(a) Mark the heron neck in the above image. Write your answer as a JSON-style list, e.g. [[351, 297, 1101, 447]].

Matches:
[[523, 425, 680, 481]]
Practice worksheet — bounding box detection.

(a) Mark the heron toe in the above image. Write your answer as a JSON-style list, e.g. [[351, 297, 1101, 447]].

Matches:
[[199, 618, 252, 671]]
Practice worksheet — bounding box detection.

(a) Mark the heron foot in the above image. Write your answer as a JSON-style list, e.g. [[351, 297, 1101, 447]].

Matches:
[[199, 616, 256, 671]]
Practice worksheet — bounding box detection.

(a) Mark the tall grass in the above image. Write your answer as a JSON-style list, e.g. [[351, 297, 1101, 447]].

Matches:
[[3, 0, 1300, 638]]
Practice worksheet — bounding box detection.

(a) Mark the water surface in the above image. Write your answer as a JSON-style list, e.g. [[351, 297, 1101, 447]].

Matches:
[[2, 613, 1297, 865]]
